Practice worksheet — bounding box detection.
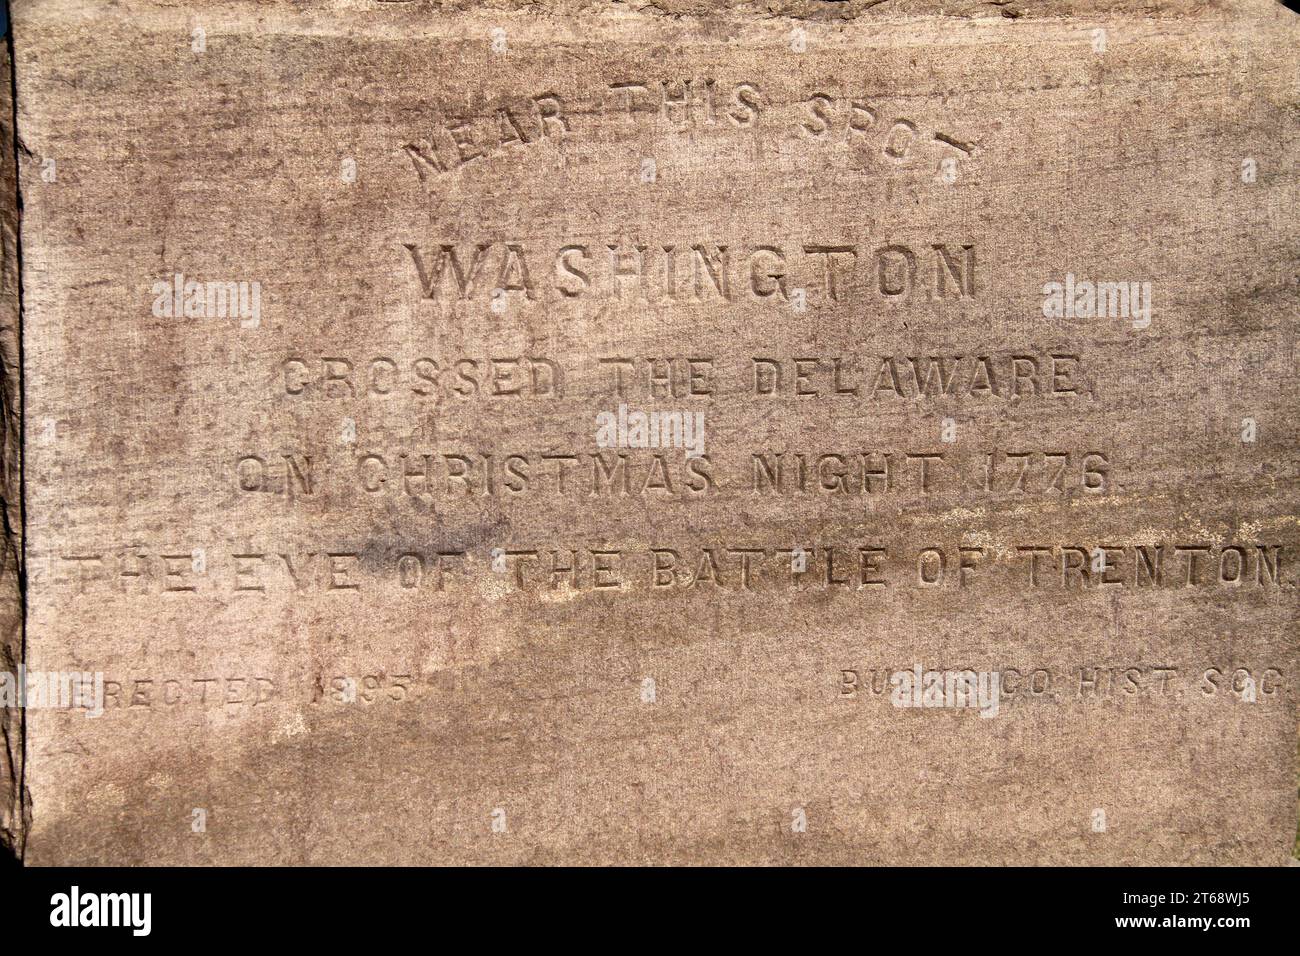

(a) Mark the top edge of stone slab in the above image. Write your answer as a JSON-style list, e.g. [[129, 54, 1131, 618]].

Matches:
[[8, 0, 1296, 33]]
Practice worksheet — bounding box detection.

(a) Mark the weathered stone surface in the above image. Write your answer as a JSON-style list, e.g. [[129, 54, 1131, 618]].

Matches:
[[3, 0, 1297, 864]]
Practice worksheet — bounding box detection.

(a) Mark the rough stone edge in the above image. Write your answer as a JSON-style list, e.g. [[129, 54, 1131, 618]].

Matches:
[[0, 10, 27, 862], [10, 0, 1286, 31]]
